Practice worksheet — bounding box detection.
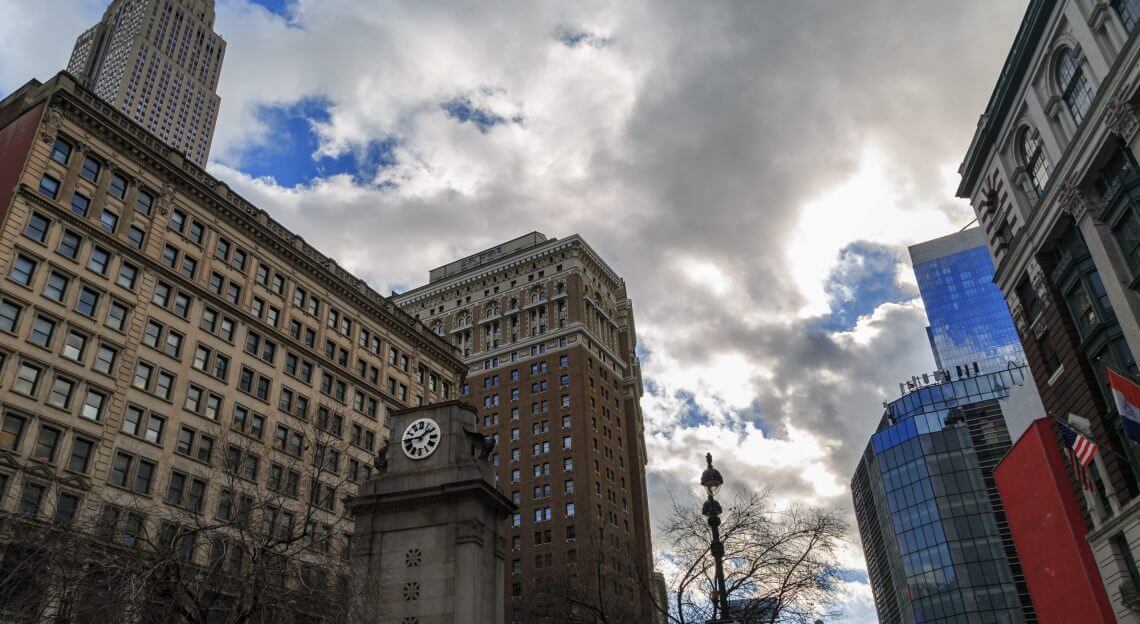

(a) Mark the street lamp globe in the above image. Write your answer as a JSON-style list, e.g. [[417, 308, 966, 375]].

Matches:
[[700, 452, 723, 497]]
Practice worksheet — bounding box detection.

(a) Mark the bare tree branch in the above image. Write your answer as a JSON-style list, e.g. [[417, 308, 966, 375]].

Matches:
[[0, 404, 397, 624], [649, 488, 848, 624]]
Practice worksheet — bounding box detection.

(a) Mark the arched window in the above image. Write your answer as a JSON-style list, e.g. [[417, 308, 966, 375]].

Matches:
[[1057, 48, 1095, 123], [1113, 0, 1140, 32], [1020, 128, 1051, 197]]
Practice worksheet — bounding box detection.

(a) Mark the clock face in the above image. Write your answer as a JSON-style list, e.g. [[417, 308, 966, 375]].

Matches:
[[402, 417, 441, 460]]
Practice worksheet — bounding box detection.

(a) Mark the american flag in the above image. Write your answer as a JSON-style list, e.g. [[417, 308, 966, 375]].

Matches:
[[1059, 421, 1098, 466], [1059, 421, 1096, 492]]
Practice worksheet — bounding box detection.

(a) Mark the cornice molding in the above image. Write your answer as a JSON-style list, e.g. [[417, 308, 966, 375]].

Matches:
[[18, 185, 433, 411], [40, 78, 463, 374], [396, 235, 625, 306]]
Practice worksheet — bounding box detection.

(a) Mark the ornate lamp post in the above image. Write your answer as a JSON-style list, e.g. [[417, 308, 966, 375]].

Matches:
[[701, 453, 736, 624]]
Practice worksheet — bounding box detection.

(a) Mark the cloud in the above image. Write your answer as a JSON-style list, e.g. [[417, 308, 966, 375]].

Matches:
[[0, 0, 103, 89], [0, 1, 1030, 620]]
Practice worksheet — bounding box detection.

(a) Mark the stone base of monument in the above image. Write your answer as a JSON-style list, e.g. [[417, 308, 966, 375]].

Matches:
[[350, 401, 515, 624]]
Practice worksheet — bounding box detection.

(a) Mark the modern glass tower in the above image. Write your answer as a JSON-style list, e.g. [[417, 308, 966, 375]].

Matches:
[[852, 367, 1038, 624], [909, 228, 1025, 376]]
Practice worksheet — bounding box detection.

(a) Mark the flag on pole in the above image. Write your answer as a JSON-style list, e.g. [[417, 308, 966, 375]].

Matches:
[[1058, 421, 1098, 466], [1058, 422, 1096, 492], [1108, 368, 1140, 443]]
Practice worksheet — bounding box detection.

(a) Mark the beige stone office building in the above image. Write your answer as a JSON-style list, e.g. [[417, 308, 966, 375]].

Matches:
[[68, 0, 225, 168], [394, 233, 658, 623], [0, 71, 464, 621], [957, 0, 1140, 620]]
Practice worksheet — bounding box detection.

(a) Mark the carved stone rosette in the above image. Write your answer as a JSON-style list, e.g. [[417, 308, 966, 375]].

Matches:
[[1107, 99, 1140, 142], [38, 108, 62, 144], [158, 183, 176, 216], [1058, 178, 1095, 223]]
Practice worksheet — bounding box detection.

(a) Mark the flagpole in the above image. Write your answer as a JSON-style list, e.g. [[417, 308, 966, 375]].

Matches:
[[1085, 358, 1140, 481], [1046, 412, 1129, 462], [1097, 356, 1140, 386]]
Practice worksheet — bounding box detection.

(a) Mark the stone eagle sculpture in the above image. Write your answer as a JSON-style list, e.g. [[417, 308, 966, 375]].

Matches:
[[463, 428, 496, 461]]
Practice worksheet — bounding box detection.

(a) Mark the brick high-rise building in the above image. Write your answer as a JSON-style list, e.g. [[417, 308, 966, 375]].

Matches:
[[394, 233, 657, 623], [67, 0, 225, 168], [0, 72, 463, 621]]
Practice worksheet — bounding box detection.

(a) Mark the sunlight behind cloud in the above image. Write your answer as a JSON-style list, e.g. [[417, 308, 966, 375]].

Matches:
[[788, 147, 961, 318], [679, 257, 732, 297]]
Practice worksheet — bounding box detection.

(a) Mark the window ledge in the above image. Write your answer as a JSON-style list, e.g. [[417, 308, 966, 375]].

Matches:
[[1047, 364, 1066, 386]]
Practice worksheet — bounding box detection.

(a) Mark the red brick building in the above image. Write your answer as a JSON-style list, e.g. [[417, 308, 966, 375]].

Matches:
[[394, 232, 657, 623]]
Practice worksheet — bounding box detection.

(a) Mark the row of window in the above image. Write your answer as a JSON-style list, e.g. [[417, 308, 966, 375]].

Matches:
[[35, 153, 451, 411], [4, 352, 110, 423], [0, 468, 346, 568]]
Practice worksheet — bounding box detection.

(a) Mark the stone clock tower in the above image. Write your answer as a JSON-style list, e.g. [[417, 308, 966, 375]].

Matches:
[[350, 401, 515, 624]]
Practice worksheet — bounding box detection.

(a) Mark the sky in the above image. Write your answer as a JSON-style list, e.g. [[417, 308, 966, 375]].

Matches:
[[0, 1, 1030, 620]]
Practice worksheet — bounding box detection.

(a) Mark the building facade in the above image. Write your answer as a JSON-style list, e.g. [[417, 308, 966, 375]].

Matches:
[[0, 72, 464, 621], [909, 227, 1027, 376], [393, 233, 657, 623], [956, 0, 1140, 619], [852, 367, 1038, 624], [68, 0, 225, 168]]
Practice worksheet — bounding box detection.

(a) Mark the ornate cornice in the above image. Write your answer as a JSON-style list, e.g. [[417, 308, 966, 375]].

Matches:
[[39, 75, 463, 375], [395, 234, 625, 306], [349, 478, 513, 518], [18, 186, 421, 412]]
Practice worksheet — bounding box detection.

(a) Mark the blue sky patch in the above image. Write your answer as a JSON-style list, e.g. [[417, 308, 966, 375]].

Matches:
[[674, 390, 711, 428], [230, 98, 397, 187], [552, 26, 609, 48], [246, 0, 291, 19], [440, 97, 519, 133], [816, 242, 912, 333]]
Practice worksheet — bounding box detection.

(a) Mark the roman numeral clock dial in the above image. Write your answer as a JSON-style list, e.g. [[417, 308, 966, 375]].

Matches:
[[401, 417, 441, 460]]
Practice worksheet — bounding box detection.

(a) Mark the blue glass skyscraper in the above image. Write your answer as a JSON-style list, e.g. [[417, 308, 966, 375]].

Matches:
[[909, 228, 1025, 375], [852, 367, 1038, 624]]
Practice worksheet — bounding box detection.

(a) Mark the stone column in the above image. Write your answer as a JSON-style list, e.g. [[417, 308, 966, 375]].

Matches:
[[1062, 182, 1140, 358]]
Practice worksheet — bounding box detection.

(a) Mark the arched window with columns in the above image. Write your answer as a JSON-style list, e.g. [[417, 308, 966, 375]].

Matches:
[[1113, 0, 1140, 32], [1057, 48, 1096, 123], [1020, 127, 1051, 197]]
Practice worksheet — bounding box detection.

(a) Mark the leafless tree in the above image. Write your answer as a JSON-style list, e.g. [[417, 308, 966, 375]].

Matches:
[[647, 487, 848, 624], [0, 405, 396, 624], [516, 514, 646, 624]]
